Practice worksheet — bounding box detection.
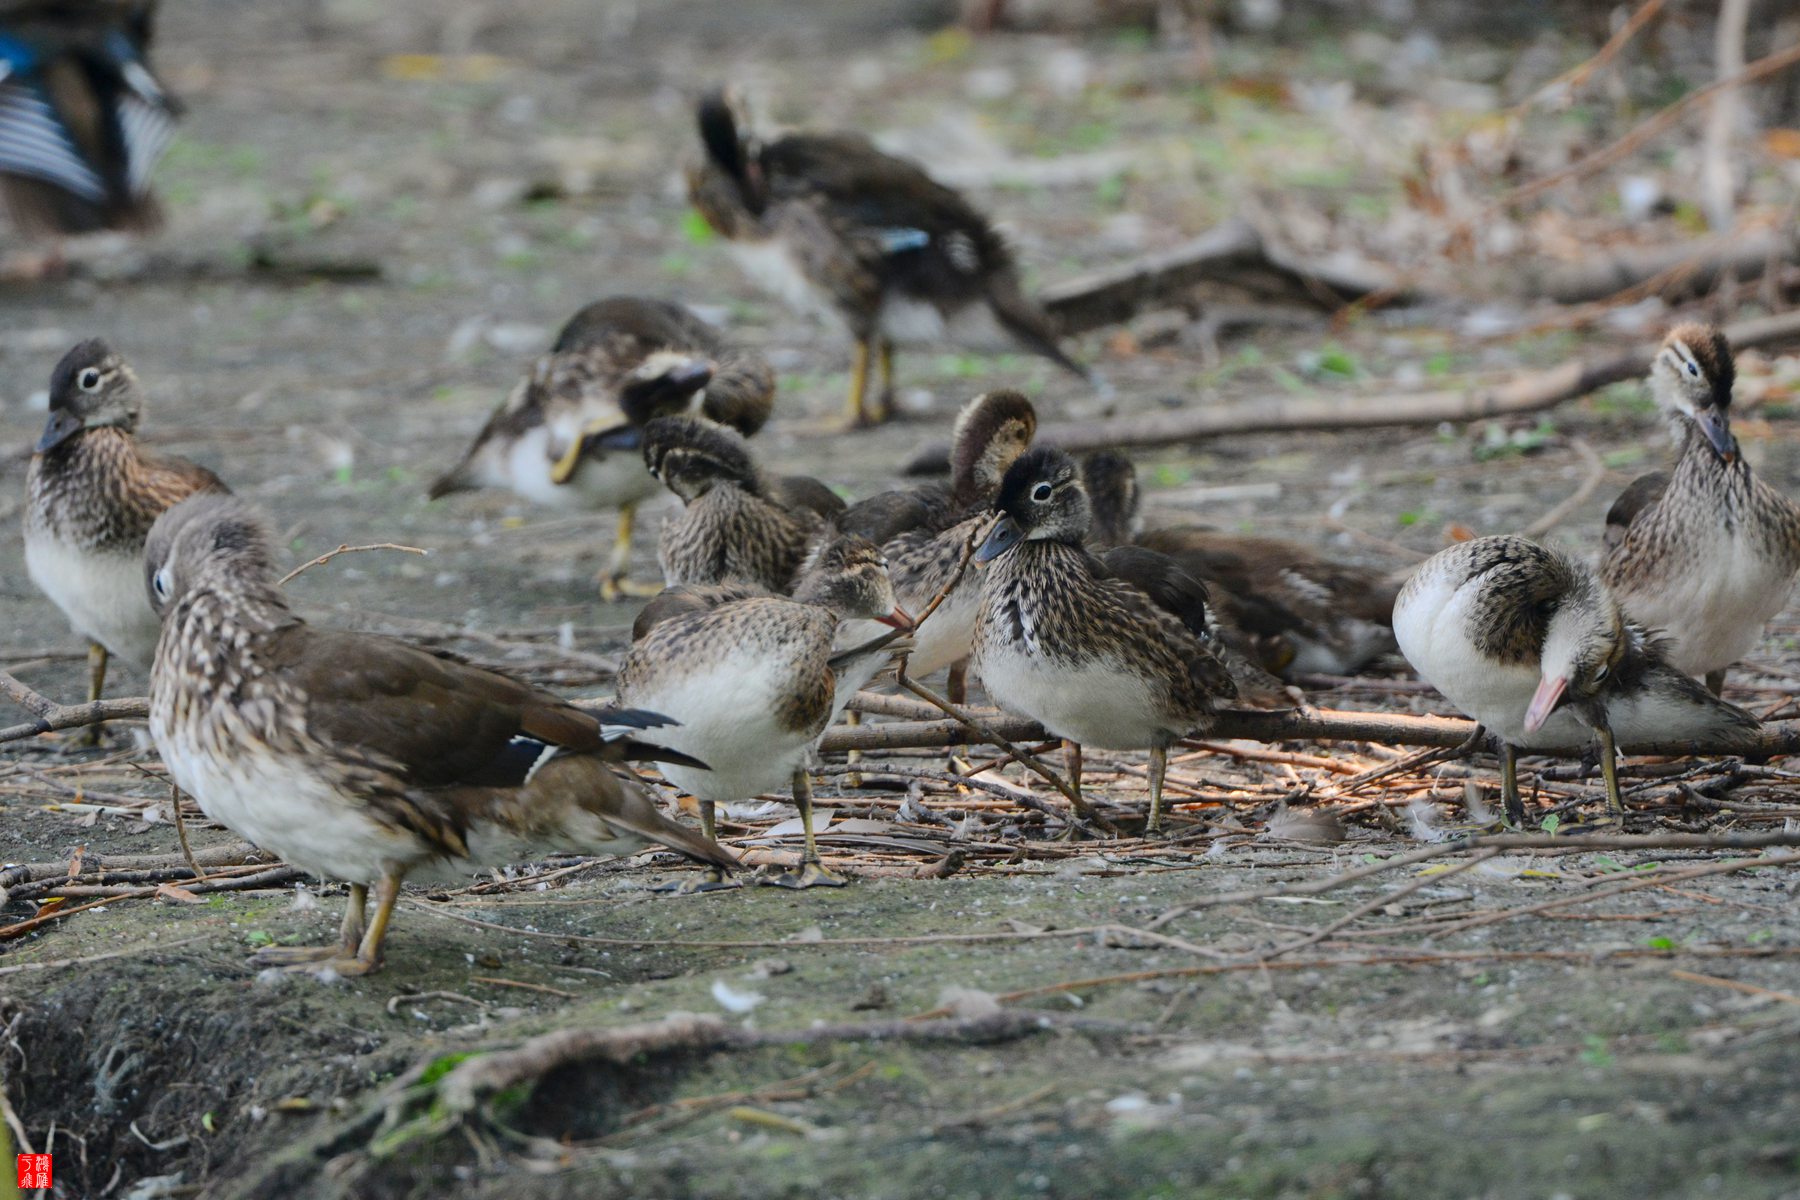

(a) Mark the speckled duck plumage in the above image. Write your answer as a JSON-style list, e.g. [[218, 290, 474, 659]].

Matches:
[[24, 338, 226, 670], [1395, 534, 1758, 822], [642, 414, 827, 592], [147, 494, 734, 973], [1600, 323, 1800, 683]]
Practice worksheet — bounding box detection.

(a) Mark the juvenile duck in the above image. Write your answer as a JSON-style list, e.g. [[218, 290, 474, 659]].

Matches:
[[837, 391, 1038, 679], [1600, 323, 1800, 692], [972, 448, 1237, 831], [617, 536, 912, 888], [1394, 534, 1758, 824], [147, 494, 735, 975], [642, 414, 831, 592], [24, 338, 227, 714], [0, 0, 179, 265], [690, 89, 1090, 427], [1083, 450, 1398, 678], [429, 296, 777, 600]]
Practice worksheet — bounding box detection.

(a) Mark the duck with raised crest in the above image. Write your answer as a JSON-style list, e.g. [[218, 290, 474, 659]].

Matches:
[[1394, 534, 1758, 824], [146, 494, 735, 975], [971, 447, 1237, 832], [618, 536, 912, 889], [0, 0, 180, 271], [642, 414, 836, 592], [429, 296, 778, 601], [1081, 450, 1398, 678], [1600, 323, 1800, 693], [24, 338, 227, 722], [689, 89, 1092, 428]]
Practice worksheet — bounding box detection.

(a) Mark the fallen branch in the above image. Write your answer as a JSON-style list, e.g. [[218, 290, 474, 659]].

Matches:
[[902, 309, 1800, 464], [1521, 437, 1606, 536], [1511, 228, 1797, 306]]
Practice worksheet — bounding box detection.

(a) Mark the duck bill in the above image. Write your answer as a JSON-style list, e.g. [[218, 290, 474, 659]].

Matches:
[[973, 516, 1023, 563], [1696, 408, 1738, 464], [876, 606, 915, 631], [35, 409, 83, 453], [1523, 675, 1568, 734]]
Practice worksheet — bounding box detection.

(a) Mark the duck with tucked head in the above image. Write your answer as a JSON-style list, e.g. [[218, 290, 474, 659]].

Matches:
[[618, 536, 912, 889], [1601, 323, 1800, 693], [971, 447, 1237, 832], [689, 89, 1094, 428], [430, 296, 780, 602], [1395, 534, 1758, 825], [25, 338, 227, 723], [146, 494, 735, 975]]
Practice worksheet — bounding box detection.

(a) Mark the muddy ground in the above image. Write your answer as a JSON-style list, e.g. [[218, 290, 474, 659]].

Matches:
[[4, 1, 1800, 1197]]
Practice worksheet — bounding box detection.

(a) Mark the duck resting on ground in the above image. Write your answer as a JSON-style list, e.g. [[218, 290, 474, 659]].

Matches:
[[1081, 450, 1398, 679], [618, 535, 912, 889], [971, 447, 1237, 832], [146, 494, 735, 975], [688, 88, 1094, 428], [429, 295, 779, 601], [1600, 323, 1800, 693], [24, 338, 227, 727], [1394, 534, 1759, 825]]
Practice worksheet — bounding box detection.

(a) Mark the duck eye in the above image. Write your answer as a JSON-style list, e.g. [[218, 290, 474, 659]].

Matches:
[[1030, 482, 1053, 503], [152, 567, 171, 599], [77, 367, 102, 392], [1592, 663, 1610, 683], [1686, 361, 1699, 378]]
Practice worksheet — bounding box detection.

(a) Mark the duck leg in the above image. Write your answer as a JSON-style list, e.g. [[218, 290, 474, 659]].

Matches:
[[844, 710, 864, 787], [844, 339, 876, 429], [874, 338, 896, 423], [1146, 744, 1167, 834], [655, 799, 738, 894], [1595, 723, 1625, 823], [77, 641, 109, 745], [764, 768, 848, 889], [1499, 741, 1525, 827], [1065, 740, 1083, 802], [1705, 669, 1727, 697], [597, 504, 660, 602], [251, 881, 373, 970]]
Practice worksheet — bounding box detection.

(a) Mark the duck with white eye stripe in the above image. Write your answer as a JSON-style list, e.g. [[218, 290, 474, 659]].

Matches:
[[24, 338, 228, 730], [1600, 323, 1800, 694], [1394, 534, 1759, 825], [970, 447, 1237, 833]]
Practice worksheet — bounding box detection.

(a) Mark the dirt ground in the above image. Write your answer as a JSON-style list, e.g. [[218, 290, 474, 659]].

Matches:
[[5, 1, 1800, 1197]]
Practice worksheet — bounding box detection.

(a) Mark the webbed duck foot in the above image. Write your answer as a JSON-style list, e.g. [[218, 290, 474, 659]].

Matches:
[[758, 860, 850, 889]]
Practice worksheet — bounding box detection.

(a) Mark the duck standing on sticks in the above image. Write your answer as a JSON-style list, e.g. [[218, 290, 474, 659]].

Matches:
[[1394, 534, 1758, 825], [689, 88, 1093, 428], [1600, 323, 1800, 693], [429, 296, 778, 601], [971, 448, 1237, 832], [618, 536, 912, 889], [24, 338, 227, 723], [147, 495, 735, 975]]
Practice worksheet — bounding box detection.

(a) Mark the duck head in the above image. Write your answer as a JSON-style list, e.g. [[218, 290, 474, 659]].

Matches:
[[949, 389, 1037, 507], [642, 414, 760, 504], [1650, 323, 1737, 464], [1523, 578, 1628, 733], [975, 446, 1091, 563], [612, 350, 715, 439], [145, 494, 280, 617], [793, 534, 912, 628], [37, 339, 144, 453]]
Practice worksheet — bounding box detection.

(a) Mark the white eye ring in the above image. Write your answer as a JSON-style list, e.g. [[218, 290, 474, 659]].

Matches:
[[1030, 482, 1053, 502], [152, 567, 171, 599], [77, 367, 102, 392]]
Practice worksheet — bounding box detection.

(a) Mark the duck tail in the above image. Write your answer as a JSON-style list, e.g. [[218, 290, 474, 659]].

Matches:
[[696, 88, 749, 186]]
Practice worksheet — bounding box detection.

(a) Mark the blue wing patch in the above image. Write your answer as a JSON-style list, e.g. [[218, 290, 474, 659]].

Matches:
[[0, 79, 106, 201], [876, 227, 930, 255]]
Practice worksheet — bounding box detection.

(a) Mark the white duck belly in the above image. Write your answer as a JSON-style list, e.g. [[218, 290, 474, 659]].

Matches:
[[24, 531, 161, 666], [1621, 533, 1794, 677], [1393, 566, 1587, 748], [976, 642, 1172, 749], [494, 427, 661, 511]]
